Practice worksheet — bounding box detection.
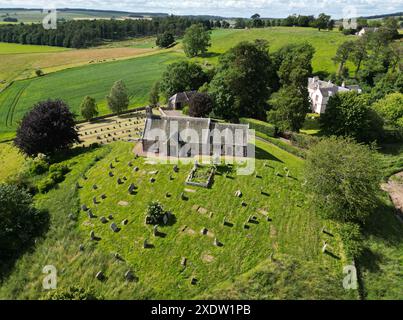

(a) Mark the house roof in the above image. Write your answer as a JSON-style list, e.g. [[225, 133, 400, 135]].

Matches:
[[168, 91, 197, 104]]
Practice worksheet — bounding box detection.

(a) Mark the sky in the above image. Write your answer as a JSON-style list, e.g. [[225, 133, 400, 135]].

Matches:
[[0, 0, 402, 18]]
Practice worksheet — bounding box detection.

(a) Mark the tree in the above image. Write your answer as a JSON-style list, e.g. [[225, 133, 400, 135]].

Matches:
[[149, 81, 160, 107], [267, 86, 309, 132], [349, 38, 368, 77], [314, 13, 331, 31], [189, 92, 213, 117], [209, 40, 276, 120], [251, 13, 261, 19], [80, 96, 98, 121], [106, 80, 129, 114], [320, 91, 384, 142], [182, 24, 211, 57], [333, 41, 355, 76], [372, 93, 403, 127], [145, 201, 165, 225], [14, 100, 79, 156], [159, 61, 208, 99], [0, 184, 48, 259], [235, 18, 246, 29], [304, 136, 381, 223], [156, 32, 175, 48], [35, 69, 44, 77]]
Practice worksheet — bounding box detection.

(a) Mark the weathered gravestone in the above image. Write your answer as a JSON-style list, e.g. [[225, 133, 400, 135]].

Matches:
[[110, 223, 119, 233], [100, 216, 108, 224]]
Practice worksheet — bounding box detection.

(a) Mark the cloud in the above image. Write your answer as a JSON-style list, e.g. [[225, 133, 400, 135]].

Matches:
[[0, 0, 402, 18]]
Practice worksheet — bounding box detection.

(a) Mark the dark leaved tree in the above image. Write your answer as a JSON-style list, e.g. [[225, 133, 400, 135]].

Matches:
[[14, 99, 79, 156], [189, 92, 213, 117]]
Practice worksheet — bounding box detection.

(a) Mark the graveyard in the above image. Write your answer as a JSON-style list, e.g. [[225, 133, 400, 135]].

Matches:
[[72, 140, 350, 299], [76, 110, 146, 147]]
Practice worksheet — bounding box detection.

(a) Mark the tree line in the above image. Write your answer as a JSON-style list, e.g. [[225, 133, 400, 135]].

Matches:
[[0, 16, 214, 48]]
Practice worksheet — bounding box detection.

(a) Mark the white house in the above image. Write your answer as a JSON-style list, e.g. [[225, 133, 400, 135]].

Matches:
[[308, 77, 362, 114]]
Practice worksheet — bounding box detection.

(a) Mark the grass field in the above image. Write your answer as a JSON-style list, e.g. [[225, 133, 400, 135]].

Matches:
[[0, 142, 24, 182], [0, 52, 182, 141], [0, 139, 356, 299], [0, 42, 68, 55]]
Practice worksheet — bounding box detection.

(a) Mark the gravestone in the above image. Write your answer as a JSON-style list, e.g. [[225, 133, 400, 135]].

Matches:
[[235, 190, 242, 198], [241, 201, 247, 207], [79, 244, 84, 251], [322, 242, 328, 253], [133, 167, 139, 172], [100, 216, 108, 224], [173, 165, 179, 173], [110, 223, 119, 232], [81, 204, 89, 211], [153, 225, 159, 237], [191, 278, 197, 285], [108, 214, 113, 220], [128, 183, 136, 194], [109, 163, 114, 169], [117, 178, 123, 185], [93, 197, 97, 205], [87, 210, 95, 219], [125, 270, 135, 282], [143, 239, 148, 249], [101, 194, 107, 200], [90, 230, 96, 240], [201, 228, 208, 235], [181, 257, 187, 267], [109, 171, 114, 177], [128, 162, 133, 167], [122, 219, 129, 226], [150, 178, 155, 183], [213, 238, 220, 246], [75, 182, 81, 189], [95, 271, 105, 281]]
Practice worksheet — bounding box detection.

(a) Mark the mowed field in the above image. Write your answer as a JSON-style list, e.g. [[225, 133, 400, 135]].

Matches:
[[0, 27, 354, 141]]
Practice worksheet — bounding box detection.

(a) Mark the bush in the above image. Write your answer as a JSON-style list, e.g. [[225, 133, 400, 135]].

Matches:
[[43, 285, 101, 300], [240, 118, 276, 137], [339, 223, 364, 259], [49, 163, 70, 175], [145, 201, 165, 225], [289, 132, 319, 150], [0, 184, 47, 258], [35, 69, 44, 77], [37, 177, 57, 194], [305, 136, 381, 223], [28, 157, 49, 175], [182, 106, 190, 115]]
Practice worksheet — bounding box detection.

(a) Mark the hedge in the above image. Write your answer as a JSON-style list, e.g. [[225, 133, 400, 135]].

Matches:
[[240, 118, 276, 137]]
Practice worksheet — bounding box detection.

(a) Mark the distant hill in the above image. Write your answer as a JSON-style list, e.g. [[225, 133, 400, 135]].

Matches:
[[361, 12, 402, 20]]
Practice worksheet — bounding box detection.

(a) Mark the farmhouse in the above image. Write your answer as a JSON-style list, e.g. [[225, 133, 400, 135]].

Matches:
[[141, 108, 249, 158], [308, 77, 362, 114], [167, 91, 197, 110]]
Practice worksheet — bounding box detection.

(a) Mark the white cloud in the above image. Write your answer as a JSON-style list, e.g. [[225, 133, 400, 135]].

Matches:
[[0, 0, 401, 18]]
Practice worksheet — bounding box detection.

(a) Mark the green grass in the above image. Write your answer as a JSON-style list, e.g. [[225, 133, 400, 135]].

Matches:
[[0, 42, 68, 55], [73, 140, 349, 299], [197, 27, 356, 73], [0, 142, 24, 182], [300, 113, 322, 136], [0, 52, 182, 138]]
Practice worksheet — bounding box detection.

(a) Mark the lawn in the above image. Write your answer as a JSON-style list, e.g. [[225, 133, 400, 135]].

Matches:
[[0, 139, 352, 299]]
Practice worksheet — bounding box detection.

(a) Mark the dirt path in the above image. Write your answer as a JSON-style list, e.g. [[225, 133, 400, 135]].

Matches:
[[381, 172, 403, 223]]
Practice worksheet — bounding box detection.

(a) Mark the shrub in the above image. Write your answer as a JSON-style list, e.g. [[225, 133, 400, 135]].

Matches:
[[28, 157, 49, 175], [0, 184, 47, 258], [49, 163, 70, 175], [240, 118, 276, 137], [43, 285, 101, 300], [37, 177, 56, 194], [290, 132, 319, 150], [339, 223, 364, 259], [145, 201, 165, 225], [35, 69, 44, 77]]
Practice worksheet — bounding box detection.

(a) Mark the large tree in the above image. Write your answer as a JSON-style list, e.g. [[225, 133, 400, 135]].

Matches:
[[159, 61, 208, 100], [156, 32, 175, 48], [314, 13, 332, 31], [189, 92, 213, 118], [209, 40, 276, 120], [0, 184, 48, 259], [372, 93, 403, 127], [106, 80, 130, 115], [333, 40, 355, 76], [320, 91, 384, 142], [182, 23, 211, 57], [14, 99, 79, 156], [304, 136, 381, 223], [80, 96, 98, 121], [267, 86, 309, 132], [149, 81, 160, 107]]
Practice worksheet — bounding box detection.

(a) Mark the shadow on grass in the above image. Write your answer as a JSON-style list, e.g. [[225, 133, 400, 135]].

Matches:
[[0, 209, 50, 281], [50, 144, 103, 164], [255, 145, 283, 162]]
